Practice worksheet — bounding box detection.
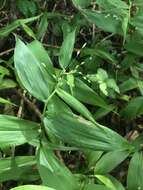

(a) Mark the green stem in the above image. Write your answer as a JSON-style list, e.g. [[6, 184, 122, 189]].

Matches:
[[42, 88, 57, 117]]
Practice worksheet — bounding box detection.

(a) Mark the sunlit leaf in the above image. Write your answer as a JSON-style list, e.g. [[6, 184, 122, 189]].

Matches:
[[59, 28, 76, 68], [37, 145, 78, 190], [14, 38, 55, 101], [127, 151, 143, 190], [0, 15, 41, 38], [11, 185, 55, 190], [44, 112, 131, 152], [0, 115, 39, 148]]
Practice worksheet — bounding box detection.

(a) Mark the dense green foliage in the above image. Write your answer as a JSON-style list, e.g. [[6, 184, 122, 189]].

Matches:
[[0, 0, 143, 189]]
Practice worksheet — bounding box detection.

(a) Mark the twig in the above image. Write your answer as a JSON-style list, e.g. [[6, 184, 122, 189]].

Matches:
[[55, 150, 64, 163], [17, 90, 26, 118], [43, 43, 79, 52], [0, 47, 14, 57], [0, 44, 80, 57], [16, 90, 42, 120]]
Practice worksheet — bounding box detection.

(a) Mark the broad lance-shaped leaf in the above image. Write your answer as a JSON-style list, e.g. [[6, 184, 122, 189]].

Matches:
[[132, 133, 143, 152], [95, 175, 125, 190], [36, 13, 49, 40], [0, 97, 15, 105], [59, 28, 76, 68], [14, 38, 56, 102], [127, 151, 143, 190], [44, 112, 132, 152], [28, 40, 55, 74], [72, 78, 108, 108], [0, 15, 41, 38], [37, 145, 78, 190], [0, 156, 36, 182], [72, 0, 91, 8], [95, 175, 116, 190], [84, 150, 103, 169], [81, 9, 122, 34], [94, 150, 130, 174], [0, 115, 39, 148], [107, 175, 125, 190], [11, 185, 55, 190], [56, 88, 95, 122], [0, 79, 17, 90], [84, 175, 125, 190], [83, 184, 110, 190], [121, 96, 143, 120], [82, 48, 116, 64]]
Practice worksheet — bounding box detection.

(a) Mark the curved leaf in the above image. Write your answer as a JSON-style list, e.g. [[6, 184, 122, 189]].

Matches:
[[37, 145, 78, 190], [127, 151, 143, 190], [0, 15, 41, 38], [95, 150, 129, 174], [56, 88, 95, 122], [11, 185, 55, 190], [0, 156, 36, 182], [121, 97, 143, 120], [59, 28, 76, 68], [44, 112, 131, 152], [0, 115, 39, 148], [14, 38, 56, 101]]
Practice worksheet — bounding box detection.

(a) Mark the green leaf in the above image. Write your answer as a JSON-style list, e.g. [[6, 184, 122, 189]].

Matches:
[[96, 0, 128, 11], [0, 15, 41, 38], [0, 156, 36, 182], [0, 97, 14, 105], [72, 79, 108, 108], [121, 97, 143, 120], [11, 185, 55, 190], [95, 150, 129, 174], [0, 65, 10, 76], [106, 78, 120, 93], [22, 24, 36, 39], [0, 79, 17, 89], [83, 184, 110, 190], [127, 151, 143, 190], [130, 2, 143, 36], [36, 12, 49, 40], [87, 68, 108, 83], [137, 80, 143, 95], [122, 15, 129, 44], [72, 0, 91, 8], [47, 95, 72, 115], [125, 33, 143, 56], [132, 133, 143, 152], [14, 38, 56, 101], [28, 40, 55, 74], [106, 175, 125, 190], [94, 105, 115, 120], [0, 115, 39, 148], [95, 175, 116, 190], [56, 88, 95, 122], [99, 83, 108, 96], [96, 68, 108, 82], [82, 9, 122, 34], [84, 150, 103, 168], [82, 48, 117, 64], [59, 28, 76, 68], [67, 74, 75, 93], [44, 112, 131, 152], [17, 0, 37, 17], [119, 78, 138, 93], [37, 145, 78, 190]]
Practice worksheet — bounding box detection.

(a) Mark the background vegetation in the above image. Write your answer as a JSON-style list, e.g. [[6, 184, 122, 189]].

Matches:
[[0, 0, 143, 190]]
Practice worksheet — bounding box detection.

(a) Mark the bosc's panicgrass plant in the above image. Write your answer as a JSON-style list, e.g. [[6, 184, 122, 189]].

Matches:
[[0, 0, 143, 190]]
